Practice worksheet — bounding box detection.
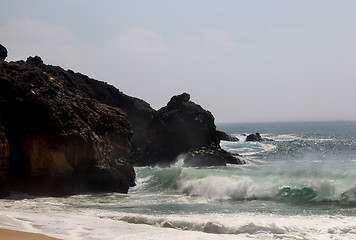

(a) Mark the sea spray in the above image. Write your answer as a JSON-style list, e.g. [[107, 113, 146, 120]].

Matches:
[[177, 175, 272, 200], [134, 157, 185, 192], [135, 158, 356, 206]]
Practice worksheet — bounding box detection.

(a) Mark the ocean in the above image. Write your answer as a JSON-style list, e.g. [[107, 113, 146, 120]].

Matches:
[[1, 121, 356, 239]]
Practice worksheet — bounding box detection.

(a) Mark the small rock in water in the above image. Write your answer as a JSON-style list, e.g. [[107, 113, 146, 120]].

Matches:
[[246, 132, 262, 141], [246, 132, 274, 142]]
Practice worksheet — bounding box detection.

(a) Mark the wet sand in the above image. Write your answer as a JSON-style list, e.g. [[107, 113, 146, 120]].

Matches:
[[0, 228, 62, 240]]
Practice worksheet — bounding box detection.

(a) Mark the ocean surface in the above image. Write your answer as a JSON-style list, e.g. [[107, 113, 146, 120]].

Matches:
[[1, 121, 356, 239]]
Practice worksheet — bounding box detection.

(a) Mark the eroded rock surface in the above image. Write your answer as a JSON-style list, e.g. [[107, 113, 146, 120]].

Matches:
[[137, 93, 243, 166], [0, 58, 135, 196]]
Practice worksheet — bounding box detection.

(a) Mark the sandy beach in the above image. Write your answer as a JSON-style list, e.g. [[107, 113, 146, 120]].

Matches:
[[0, 228, 62, 240]]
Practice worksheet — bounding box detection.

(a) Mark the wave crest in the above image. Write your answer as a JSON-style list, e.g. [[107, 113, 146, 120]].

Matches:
[[178, 176, 272, 200]]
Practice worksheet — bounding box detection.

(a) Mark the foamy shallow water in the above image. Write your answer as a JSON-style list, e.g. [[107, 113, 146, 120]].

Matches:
[[1, 204, 356, 240]]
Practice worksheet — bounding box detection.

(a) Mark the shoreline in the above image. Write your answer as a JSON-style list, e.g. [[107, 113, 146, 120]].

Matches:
[[0, 228, 62, 240]]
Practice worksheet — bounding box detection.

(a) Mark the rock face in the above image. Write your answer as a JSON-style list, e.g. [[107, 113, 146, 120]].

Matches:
[[137, 93, 242, 166], [0, 58, 135, 196], [246, 133, 274, 142], [25, 56, 155, 149], [0, 44, 7, 61], [0, 122, 10, 196], [216, 131, 239, 142], [246, 133, 262, 142], [185, 144, 244, 166]]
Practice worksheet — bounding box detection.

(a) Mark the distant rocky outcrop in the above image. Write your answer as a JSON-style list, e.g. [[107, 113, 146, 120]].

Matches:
[[216, 131, 239, 142], [136, 93, 243, 167], [0, 57, 135, 196], [0, 44, 7, 61], [246, 133, 274, 142]]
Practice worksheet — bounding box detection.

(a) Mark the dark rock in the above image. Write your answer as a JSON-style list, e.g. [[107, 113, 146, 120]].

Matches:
[[137, 93, 217, 166], [0, 121, 10, 197], [136, 93, 244, 167], [246, 133, 274, 142], [167, 92, 190, 108], [0, 59, 135, 196], [184, 153, 226, 167], [184, 144, 245, 167], [26, 61, 155, 149], [0, 44, 7, 61], [27, 56, 44, 66], [216, 130, 239, 142], [246, 133, 262, 142]]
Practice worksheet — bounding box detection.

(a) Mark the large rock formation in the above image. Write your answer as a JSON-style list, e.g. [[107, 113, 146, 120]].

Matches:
[[24, 56, 155, 149], [0, 55, 244, 197], [0, 44, 7, 61], [0, 58, 135, 196], [137, 93, 243, 166]]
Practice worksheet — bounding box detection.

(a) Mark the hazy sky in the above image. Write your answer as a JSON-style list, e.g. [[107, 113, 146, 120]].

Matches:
[[1, 0, 356, 123]]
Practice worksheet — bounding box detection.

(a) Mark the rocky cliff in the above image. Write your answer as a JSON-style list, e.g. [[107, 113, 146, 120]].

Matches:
[[23, 56, 155, 149], [0, 57, 135, 196]]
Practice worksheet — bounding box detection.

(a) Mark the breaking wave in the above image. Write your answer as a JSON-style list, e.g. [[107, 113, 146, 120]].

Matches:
[[136, 160, 356, 206], [116, 214, 287, 235]]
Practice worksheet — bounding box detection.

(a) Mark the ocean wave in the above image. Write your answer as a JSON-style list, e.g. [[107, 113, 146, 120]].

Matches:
[[114, 212, 356, 238], [135, 164, 356, 207], [177, 175, 272, 201], [179, 175, 356, 206], [2, 205, 356, 240], [117, 213, 288, 235]]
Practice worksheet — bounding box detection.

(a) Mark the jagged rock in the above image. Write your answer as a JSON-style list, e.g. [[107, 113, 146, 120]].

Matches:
[[0, 44, 7, 61], [137, 93, 243, 166], [216, 130, 239, 142], [246, 133, 262, 141], [23, 58, 155, 149], [168, 92, 190, 108], [26, 55, 44, 66], [246, 133, 274, 142], [0, 59, 135, 196], [184, 144, 245, 167]]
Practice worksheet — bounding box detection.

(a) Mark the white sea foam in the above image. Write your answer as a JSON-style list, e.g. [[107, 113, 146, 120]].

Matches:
[[220, 134, 278, 159], [271, 134, 299, 142], [261, 143, 277, 152], [177, 175, 273, 200], [2, 206, 356, 240]]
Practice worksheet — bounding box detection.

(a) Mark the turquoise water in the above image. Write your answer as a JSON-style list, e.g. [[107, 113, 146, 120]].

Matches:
[[1, 121, 356, 239], [128, 121, 356, 214]]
